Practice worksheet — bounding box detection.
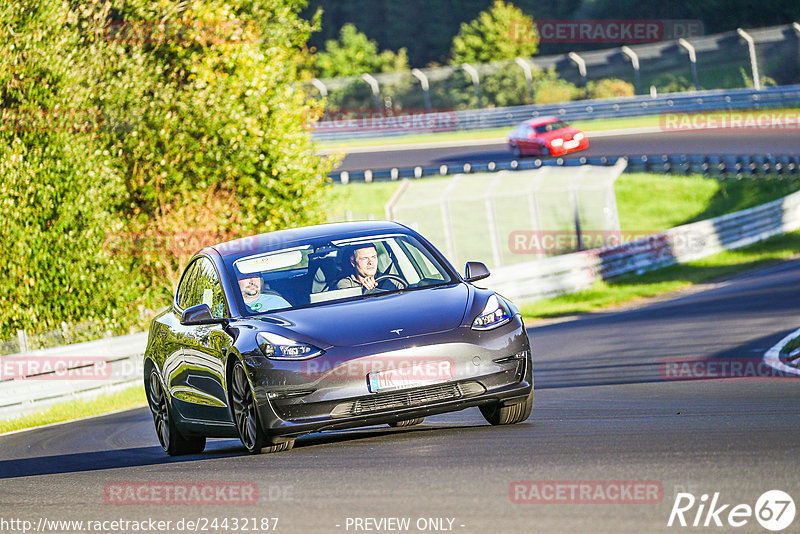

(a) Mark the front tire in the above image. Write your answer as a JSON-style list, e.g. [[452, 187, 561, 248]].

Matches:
[[147, 370, 206, 456], [230, 361, 295, 454], [480, 382, 534, 426]]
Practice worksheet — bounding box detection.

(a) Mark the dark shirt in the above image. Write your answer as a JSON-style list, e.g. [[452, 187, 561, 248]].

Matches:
[[335, 274, 401, 292]]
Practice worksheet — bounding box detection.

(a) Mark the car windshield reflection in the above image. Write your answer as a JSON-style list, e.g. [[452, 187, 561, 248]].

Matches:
[[228, 233, 454, 315]]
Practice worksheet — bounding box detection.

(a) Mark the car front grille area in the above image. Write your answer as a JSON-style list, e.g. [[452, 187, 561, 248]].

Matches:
[[330, 381, 486, 418]]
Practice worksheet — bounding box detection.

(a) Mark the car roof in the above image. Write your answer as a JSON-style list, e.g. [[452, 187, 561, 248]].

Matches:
[[205, 220, 413, 261], [521, 116, 564, 127]]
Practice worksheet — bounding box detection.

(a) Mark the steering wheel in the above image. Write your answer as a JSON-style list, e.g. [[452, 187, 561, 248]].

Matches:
[[374, 273, 408, 289]]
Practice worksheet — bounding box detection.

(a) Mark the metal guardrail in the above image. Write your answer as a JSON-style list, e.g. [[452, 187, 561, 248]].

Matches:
[[313, 84, 800, 141], [333, 154, 800, 183], [0, 333, 146, 420], [484, 188, 800, 303]]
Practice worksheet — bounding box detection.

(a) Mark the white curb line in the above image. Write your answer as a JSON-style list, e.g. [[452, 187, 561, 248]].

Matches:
[[763, 328, 800, 376]]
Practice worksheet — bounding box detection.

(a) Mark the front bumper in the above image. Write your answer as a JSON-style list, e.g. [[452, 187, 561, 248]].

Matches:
[[550, 139, 589, 156], [244, 317, 532, 437]]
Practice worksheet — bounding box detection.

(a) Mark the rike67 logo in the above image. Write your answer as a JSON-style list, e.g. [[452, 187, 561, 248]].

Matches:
[[668, 490, 795, 531]]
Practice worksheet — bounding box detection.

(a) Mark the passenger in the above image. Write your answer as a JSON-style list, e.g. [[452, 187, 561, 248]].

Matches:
[[237, 272, 290, 312], [336, 244, 401, 293]]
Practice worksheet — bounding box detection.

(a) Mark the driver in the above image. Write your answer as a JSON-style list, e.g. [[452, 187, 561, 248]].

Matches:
[[336, 244, 402, 293], [237, 272, 291, 312]]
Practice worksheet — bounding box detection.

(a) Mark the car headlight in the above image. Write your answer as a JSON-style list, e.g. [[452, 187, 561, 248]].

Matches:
[[472, 294, 513, 331], [257, 332, 324, 360], [550, 138, 564, 147], [574, 132, 585, 141]]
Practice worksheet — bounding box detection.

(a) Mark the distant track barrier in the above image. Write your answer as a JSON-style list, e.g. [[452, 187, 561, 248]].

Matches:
[[332, 154, 800, 183], [314, 85, 800, 142]]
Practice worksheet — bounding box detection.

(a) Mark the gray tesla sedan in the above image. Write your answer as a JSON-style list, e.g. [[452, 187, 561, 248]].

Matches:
[[144, 221, 533, 455]]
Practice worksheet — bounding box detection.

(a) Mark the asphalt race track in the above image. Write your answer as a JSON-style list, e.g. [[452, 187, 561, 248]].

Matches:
[[2, 259, 799, 533], [333, 129, 800, 172]]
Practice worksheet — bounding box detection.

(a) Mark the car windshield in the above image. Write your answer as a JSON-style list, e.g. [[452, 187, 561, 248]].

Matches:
[[229, 233, 455, 315], [534, 120, 570, 134]]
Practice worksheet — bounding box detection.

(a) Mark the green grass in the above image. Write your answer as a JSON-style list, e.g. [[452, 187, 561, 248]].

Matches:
[[326, 172, 800, 232], [314, 107, 800, 150], [616, 173, 800, 231], [520, 230, 800, 322], [0, 384, 146, 434], [326, 178, 407, 221], [781, 334, 800, 359]]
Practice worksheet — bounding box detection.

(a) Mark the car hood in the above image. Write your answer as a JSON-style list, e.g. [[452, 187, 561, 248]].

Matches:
[[262, 283, 470, 348], [539, 127, 581, 141]]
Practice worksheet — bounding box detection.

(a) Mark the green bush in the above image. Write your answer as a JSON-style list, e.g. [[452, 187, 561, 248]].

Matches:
[[0, 1, 144, 338], [587, 78, 635, 99], [0, 0, 335, 342], [534, 69, 582, 104]]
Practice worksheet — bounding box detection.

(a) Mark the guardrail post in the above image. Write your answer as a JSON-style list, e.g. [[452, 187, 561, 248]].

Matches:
[[621, 46, 641, 95], [411, 69, 432, 113], [736, 29, 761, 90], [515, 58, 535, 104], [568, 52, 588, 96], [678, 38, 700, 90], [361, 73, 382, 112], [311, 78, 328, 98], [17, 329, 29, 353], [462, 64, 482, 108]]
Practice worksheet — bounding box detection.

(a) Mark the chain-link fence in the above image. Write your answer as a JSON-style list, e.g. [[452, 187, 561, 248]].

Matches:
[[309, 24, 800, 116], [385, 160, 626, 271]]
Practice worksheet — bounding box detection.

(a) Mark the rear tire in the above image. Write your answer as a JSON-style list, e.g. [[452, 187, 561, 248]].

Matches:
[[147, 370, 206, 456], [480, 382, 534, 426], [230, 361, 295, 454], [388, 417, 424, 428]]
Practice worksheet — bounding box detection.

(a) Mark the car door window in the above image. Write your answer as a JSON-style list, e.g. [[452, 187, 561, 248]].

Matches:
[[177, 261, 199, 310], [194, 257, 229, 319]]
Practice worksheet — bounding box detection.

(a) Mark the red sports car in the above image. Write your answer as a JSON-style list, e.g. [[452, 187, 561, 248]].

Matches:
[[508, 117, 589, 158]]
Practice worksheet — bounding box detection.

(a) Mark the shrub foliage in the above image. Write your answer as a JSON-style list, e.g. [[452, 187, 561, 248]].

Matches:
[[0, 0, 333, 341]]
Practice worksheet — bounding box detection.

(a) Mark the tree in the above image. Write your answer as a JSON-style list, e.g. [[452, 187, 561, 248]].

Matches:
[[0, 0, 142, 340], [314, 23, 408, 78], [0, 0, 336, 340], [451, 0, 539, 64]]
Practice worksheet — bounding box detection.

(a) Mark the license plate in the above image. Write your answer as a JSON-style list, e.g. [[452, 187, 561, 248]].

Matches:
[[367, 361, 453, 393], [564, 139, 579, 149]]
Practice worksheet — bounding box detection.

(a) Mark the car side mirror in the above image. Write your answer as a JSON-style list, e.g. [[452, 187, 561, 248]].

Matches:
[[181, 304, 225, 326], [464, 261, 490, 282]]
